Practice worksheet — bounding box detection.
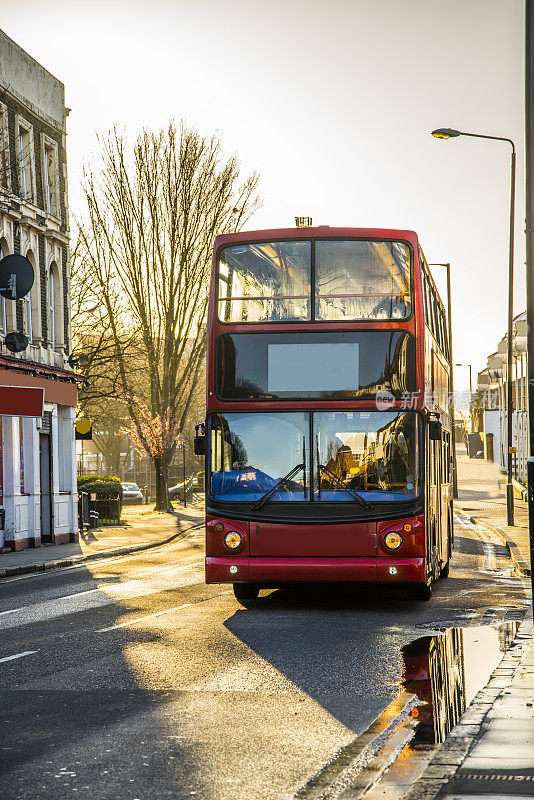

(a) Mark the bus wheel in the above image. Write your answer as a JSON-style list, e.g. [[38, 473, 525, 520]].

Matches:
[[233, 583, 260, 604], [407, 583, 432, 601]]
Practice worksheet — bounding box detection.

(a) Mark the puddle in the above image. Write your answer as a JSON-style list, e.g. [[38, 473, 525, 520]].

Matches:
[[401, 622, 518, 743]]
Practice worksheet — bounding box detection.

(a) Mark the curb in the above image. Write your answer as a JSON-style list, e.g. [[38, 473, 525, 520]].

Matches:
[[468, 515, 531, 577], [512, 478, 528, 502], [0, 518, 205, 580], [403, 616, 534, 800]]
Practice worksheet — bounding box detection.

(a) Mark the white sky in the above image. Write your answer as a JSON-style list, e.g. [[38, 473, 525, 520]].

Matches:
[[2, 0, 526, 396]]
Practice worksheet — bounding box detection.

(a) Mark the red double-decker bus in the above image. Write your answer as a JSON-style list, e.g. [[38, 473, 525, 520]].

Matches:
[[195, 226, 452, 603]]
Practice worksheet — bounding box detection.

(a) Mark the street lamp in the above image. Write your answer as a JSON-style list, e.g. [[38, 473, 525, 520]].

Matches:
[[428, 261, 458, 498], [431, 127, 516, 526]]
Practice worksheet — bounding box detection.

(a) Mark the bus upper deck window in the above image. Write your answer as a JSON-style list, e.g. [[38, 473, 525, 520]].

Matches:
[[217, 241, 311, 323], [315, 240, 411, 321]]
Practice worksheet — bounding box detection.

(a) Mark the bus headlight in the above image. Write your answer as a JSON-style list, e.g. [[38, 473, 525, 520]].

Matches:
[[224, 531, 242, 550], [384, 531, 403, 550]]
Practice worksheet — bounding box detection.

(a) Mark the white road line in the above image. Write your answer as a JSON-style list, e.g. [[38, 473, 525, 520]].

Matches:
[[96, 603, 192, 632], [0, 650, 39, 664], [0, 607, 24, 616], [0, 524, 205, 584], [0, 566, 204, 630]]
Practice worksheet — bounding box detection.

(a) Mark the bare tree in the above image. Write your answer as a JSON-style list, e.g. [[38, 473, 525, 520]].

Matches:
[[75, 122, 260, 509]]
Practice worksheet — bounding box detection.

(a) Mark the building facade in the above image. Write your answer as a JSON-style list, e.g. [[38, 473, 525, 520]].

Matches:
[[475, 312, 528, 487], [0, 29, 77, 550]]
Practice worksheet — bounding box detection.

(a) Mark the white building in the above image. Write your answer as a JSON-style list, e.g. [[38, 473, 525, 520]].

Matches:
[[0, 29, 77, 550], [476, 312, 528, 488]]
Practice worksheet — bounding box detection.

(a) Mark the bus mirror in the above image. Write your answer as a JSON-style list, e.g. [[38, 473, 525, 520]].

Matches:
[[194, 423, 206, 456], [194, 436, 205, 456], [428, 417, 442, 441]]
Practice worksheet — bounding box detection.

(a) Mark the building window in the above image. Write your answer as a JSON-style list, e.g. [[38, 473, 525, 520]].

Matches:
[[0, 296, 5, 337], [58, 408, 72, 491], [25, 250, 39, 344], [42, 136, 59, 216], [49, 266, 55, 348], [16, 117, 35, 204], [0, 103, 10, 193], [48, 261, 63, 351], [23, 292, 32, 344]]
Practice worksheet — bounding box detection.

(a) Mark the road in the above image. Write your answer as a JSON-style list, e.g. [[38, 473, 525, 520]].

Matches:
[[0, 514, 528, 800]]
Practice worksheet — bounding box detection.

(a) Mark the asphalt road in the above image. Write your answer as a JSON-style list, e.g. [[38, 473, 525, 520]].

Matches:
[[0, 514, 528, 800]]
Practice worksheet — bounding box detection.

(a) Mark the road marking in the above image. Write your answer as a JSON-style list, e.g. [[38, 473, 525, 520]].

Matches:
[[0, 571, 203, 630], [96, 603, 192, 632], [0, 650, 39, 664], [0, 606, 24, 616], [0, 521, 205, 584]]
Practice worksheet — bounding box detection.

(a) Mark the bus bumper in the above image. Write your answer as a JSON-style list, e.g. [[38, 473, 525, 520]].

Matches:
[[205, 556, 425, 584]]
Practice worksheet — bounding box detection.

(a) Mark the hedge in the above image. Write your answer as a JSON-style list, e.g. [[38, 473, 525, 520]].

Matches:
[[78, 475, 123, 499]]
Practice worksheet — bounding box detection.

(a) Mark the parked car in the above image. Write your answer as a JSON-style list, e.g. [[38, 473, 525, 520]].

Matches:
[[121, 482, 143, 504]]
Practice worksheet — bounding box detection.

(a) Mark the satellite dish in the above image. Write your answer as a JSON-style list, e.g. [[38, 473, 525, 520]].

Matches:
[[0, 254, 35, 300], [4, 331, 29, 352]]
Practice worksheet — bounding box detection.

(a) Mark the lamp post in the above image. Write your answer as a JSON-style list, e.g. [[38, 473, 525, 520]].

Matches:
[[431, 127, 515, 526], [428, 261, 458, 498]]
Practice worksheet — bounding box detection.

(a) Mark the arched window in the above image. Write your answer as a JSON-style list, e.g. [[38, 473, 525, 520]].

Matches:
[[25, 249, 40, 345], [48, 261, 62, 351], [49, 265, 56, 348]]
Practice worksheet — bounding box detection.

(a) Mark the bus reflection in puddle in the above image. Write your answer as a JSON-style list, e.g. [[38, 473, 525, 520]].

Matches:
[[401, 622, 518, 744]]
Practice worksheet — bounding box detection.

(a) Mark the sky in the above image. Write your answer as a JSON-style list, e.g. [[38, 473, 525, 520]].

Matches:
[[2, 0, 526, 397]]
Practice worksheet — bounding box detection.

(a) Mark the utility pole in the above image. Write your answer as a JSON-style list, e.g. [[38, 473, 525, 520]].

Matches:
[[525, 0, 534, 612]]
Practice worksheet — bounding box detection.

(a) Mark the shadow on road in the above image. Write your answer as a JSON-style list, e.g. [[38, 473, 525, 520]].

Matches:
[[0, 558, 210, 800]]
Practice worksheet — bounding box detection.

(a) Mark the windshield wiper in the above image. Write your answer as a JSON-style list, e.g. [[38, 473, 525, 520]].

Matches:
[[252, 463, 305, 511], [316, 463, 374, 511]]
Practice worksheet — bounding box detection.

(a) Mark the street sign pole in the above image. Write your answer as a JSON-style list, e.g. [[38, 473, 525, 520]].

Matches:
[[183, 443, 186, 508], [525, 0, 534, 614]]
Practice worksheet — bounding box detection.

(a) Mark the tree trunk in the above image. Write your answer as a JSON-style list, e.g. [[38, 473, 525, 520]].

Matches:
[[154, 456, 172, 512]]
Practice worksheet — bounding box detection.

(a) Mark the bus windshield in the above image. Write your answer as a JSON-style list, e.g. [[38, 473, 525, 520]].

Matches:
[[217, 239, 411, 323], [209, 411, 419, 503]]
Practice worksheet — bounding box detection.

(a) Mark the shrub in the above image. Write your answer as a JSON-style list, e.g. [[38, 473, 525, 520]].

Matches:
[[77, 475, 123, 499]]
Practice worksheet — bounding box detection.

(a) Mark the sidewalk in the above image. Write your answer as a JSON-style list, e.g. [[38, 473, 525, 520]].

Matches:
[[0, 500, 205, 579], [406, 447, 534, 800], [455, 445, 531, 576]]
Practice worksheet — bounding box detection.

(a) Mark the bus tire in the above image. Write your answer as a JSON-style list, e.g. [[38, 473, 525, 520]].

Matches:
[[407, 583, 432, 601], [233, 583, 260, 603]]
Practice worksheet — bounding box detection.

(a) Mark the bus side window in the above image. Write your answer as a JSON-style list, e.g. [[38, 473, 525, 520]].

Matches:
[[437, 305, 445, 354], [443, 433, 450, 482], [431, 291, 439, 343], [441, 309, 449, 360], [422, 272, 429, 323], [441, 309, 450, 360], [426, 283, 434, 334]]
